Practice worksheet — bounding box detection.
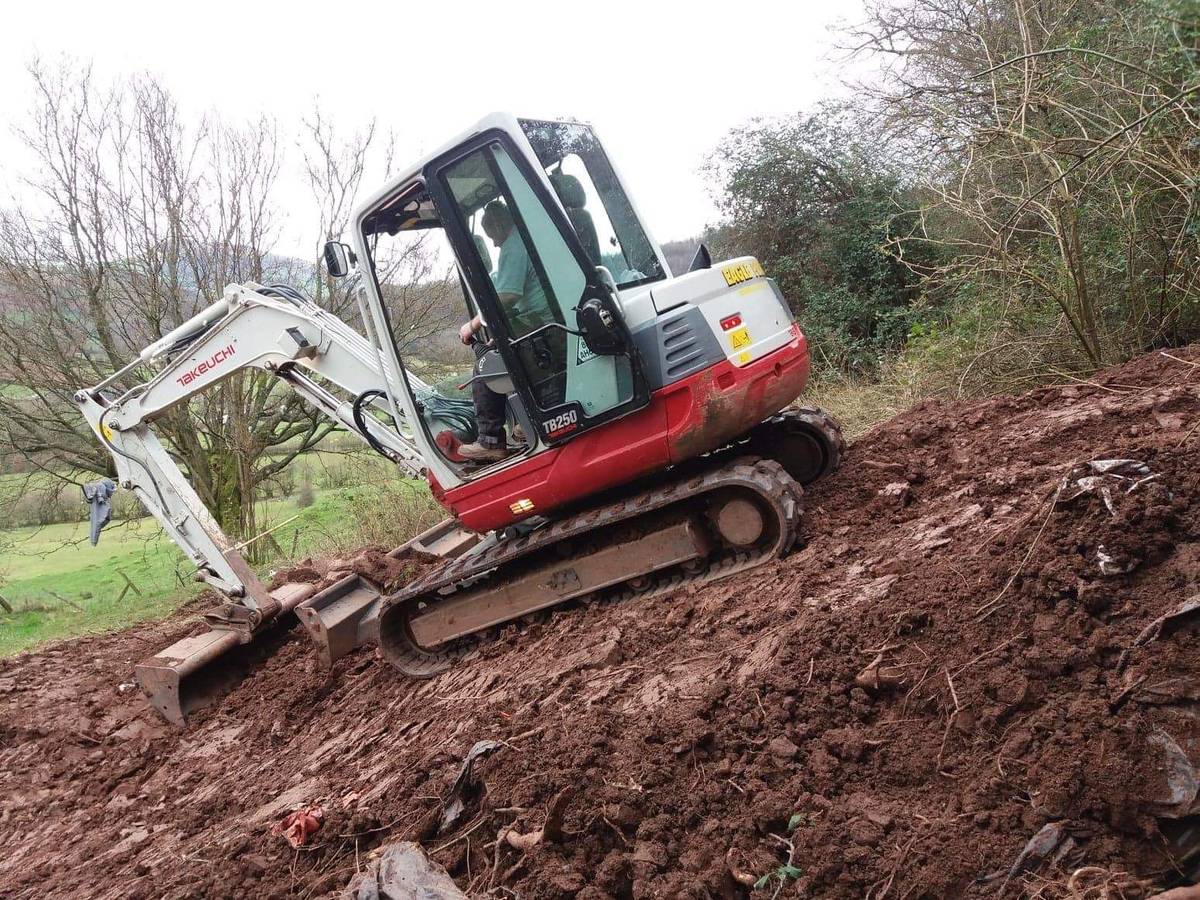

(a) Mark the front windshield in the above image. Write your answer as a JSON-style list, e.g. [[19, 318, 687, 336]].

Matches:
[[519, 119, 665, 289]]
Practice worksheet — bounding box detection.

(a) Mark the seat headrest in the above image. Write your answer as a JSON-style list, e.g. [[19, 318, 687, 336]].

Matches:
[[550, 172, 587, 209]]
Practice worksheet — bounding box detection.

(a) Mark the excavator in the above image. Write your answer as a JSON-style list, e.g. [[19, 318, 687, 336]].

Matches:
[[76, 114, 844, 724]]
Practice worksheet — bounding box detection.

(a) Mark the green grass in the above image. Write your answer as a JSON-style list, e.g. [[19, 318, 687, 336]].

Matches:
[[1, 383, 34, 399], [0, 515, 196, 655], [0, 482, 410, 657], [805, 374, 918, 442]]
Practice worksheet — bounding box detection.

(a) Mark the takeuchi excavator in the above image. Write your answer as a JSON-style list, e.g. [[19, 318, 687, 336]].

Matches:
[[77, 114, 844, 724]]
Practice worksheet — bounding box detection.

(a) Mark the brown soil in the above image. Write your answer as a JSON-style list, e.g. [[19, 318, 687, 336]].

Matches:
[[3, 348, 1199, 899]]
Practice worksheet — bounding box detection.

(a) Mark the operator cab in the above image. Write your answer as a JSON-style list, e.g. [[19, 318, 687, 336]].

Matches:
[[347, 115, 666, 491]]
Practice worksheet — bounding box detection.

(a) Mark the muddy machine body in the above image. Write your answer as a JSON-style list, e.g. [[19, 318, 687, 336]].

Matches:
[[78, 114, 843, 723]]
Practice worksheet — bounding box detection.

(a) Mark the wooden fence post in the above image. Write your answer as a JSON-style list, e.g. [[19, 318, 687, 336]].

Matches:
[[116, 568, 144, 602]]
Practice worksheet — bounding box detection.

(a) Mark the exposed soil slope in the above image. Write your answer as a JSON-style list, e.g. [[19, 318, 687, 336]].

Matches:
[[2, 347, 1199, 899]]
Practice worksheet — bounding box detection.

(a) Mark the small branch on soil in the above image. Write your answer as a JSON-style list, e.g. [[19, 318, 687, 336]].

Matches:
[[726, 848, 758, 887], [868, 834, 918, 900], [943, 668, 961, 712], [1177, 417, 1200, 448], [505, 723, 549, 744], [936, 668, 963, 774], [601, 815, 631, 846], [431, 813, 490, 854], [946, 564, 972, 588], [951, 635, 1024, 680], [1159, 350, 1200, 368], [901, 664, 935, 716], [1044, 369, 1132, 395], [861, 459, 907, 473], [861, 643, 903, 655], [336, 807, 425, 838], [767, 831, 798, 868], [976, 483, 1063, 621], [856, 653, 907, 691], [496, 788, 568, 853]]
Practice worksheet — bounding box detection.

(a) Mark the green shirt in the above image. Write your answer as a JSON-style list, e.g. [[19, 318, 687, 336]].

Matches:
[[493, 231, 552, 334]]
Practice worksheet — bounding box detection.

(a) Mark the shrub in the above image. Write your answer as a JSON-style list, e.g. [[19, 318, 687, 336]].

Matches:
[[704, 105, 941, 375]]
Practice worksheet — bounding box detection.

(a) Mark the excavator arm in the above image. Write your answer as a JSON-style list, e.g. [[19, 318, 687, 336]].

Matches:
[[75, 280, 449, 627]]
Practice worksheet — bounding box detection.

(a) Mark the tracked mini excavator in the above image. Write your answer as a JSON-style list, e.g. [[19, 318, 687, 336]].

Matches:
[[77, 114, 843, 724]]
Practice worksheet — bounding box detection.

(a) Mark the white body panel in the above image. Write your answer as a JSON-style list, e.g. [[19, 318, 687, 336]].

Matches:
[[349, 112, 671, 491], [651, 257, 795, 367]]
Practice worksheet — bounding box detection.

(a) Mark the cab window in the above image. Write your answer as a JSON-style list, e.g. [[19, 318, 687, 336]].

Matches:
[[520, 119, 665, 289]]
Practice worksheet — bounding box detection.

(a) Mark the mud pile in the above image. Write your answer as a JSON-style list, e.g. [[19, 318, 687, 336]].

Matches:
[[2, 348, 1199, 899]]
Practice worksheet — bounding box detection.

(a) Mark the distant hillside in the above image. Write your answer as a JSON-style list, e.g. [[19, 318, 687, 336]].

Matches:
[[660, 236, 703, 275]]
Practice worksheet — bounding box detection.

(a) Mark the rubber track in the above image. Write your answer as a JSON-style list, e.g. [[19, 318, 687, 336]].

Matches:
[[381, 457, 803, 649]]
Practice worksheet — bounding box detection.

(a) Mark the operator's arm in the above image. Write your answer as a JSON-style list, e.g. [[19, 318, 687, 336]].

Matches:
[[491, 239, 528, 331], [463, 238, 526, 342], [459, 314, 484, 345]]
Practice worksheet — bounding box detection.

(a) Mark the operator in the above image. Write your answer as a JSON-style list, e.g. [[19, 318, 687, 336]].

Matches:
[[456, 200, 551, 462]]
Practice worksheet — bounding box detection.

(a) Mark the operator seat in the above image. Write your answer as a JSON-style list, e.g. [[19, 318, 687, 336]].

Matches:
[[550, 173, 602, 266]]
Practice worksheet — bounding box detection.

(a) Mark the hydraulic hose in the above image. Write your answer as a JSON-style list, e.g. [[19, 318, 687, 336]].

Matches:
[[351, 389, 400, 460]]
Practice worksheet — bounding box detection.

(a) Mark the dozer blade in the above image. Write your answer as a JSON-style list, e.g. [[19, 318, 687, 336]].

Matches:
[[403, 517, 481, 559], [137, 519, 479, 724], [295, 574, 382, 669], [294, 518, 480, 669], [135, 581, 317, 725]]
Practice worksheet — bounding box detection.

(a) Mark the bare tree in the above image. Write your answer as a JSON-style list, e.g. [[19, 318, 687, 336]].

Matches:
[[0, 60, 453, 547], [849, 0, 1200, 376], [297, 107, 457, 359]]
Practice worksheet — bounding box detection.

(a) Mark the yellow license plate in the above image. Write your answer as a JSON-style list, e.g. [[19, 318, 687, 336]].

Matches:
[[729, 327, 751, 350]]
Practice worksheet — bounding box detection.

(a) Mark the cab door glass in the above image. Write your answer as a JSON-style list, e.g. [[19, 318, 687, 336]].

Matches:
[[442, 142, 635, 426]]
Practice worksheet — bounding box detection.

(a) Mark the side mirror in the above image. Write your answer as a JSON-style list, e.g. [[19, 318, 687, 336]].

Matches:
[[323, 241, 356, 278], [577, 296, 624, 356]]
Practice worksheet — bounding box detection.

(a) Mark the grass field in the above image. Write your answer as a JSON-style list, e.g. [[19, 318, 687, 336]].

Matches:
[[0, 482, 411, 656]]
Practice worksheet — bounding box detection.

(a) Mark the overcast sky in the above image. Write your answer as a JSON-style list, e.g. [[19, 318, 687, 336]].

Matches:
[[0, 0, 865, 255]]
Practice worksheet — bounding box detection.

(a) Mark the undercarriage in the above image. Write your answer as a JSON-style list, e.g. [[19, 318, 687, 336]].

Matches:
[[376, 407, 841, 676]]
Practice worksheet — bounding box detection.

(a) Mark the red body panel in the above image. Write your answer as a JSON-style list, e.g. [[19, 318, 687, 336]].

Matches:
[[432, 327, 811, 532]]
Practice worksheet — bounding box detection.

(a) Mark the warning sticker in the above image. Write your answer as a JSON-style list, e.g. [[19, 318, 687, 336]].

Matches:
[[729, 326, 752, 350], [577, 338, 596, 365]]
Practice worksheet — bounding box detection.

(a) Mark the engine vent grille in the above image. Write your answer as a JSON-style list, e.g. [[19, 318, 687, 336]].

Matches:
[[662, 314, 706, 378]]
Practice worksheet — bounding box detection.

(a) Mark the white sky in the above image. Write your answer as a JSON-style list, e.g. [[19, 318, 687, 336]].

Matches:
[[0, 0, 865, 255]]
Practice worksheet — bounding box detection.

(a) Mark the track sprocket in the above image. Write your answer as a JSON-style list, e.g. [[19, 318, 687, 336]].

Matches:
[[748, 405, 845, 485]]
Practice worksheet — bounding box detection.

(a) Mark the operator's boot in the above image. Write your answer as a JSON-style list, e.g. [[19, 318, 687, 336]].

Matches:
[[458, 441, 509, 462]]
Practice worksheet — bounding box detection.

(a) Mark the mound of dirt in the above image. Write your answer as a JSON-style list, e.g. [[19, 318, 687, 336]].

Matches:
[[2, 348, 1199, 899]]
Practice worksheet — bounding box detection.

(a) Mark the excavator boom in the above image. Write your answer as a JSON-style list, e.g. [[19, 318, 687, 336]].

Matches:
[[76, 281, 478, 722]]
